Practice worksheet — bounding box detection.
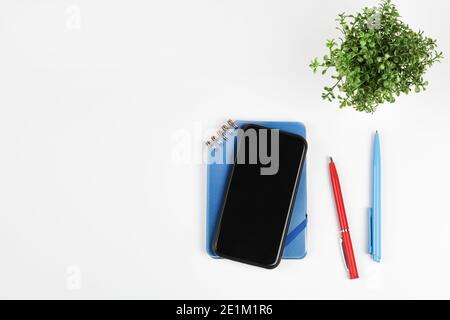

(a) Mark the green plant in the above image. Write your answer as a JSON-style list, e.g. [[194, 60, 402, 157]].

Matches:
[[310, 0, 443, 113]]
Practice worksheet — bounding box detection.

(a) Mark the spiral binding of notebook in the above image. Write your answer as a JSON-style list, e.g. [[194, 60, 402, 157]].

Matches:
[[205, 119, 238, 150]]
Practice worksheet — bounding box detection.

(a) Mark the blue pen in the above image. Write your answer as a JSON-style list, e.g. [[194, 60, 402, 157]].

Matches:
[[368, 131, 381, 262]]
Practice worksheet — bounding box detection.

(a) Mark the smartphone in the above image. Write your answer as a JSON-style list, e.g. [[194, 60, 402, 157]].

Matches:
[[213, 124, 307, 269]]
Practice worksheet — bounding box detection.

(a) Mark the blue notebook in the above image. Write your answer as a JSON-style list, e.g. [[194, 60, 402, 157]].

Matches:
[[206, 120, 308, 259]]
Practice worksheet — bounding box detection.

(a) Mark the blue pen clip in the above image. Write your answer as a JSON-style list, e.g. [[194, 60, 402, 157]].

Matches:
[[368, 208, 373, 255]]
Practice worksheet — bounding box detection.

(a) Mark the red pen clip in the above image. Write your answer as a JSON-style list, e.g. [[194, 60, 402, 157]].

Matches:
[[339, 232, 349, 273]]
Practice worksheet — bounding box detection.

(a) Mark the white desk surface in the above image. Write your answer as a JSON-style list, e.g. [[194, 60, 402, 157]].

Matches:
[[1, 0, 449, 299]]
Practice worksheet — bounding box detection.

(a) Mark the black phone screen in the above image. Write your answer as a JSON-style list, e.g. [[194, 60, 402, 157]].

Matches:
[[214, 124, 307, 268]]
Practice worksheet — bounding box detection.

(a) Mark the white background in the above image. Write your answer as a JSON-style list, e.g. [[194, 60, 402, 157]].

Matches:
[[1, 0, 449, 299]]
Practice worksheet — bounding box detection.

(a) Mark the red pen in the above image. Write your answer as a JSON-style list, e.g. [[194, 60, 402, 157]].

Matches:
[[329, 157, 359, 280]]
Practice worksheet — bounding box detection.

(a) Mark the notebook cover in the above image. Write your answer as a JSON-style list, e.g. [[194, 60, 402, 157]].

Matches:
[[206, 120, 307, 259]]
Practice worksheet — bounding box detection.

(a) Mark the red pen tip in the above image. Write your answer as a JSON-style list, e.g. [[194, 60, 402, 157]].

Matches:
[[330, 157, 333, 163]]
